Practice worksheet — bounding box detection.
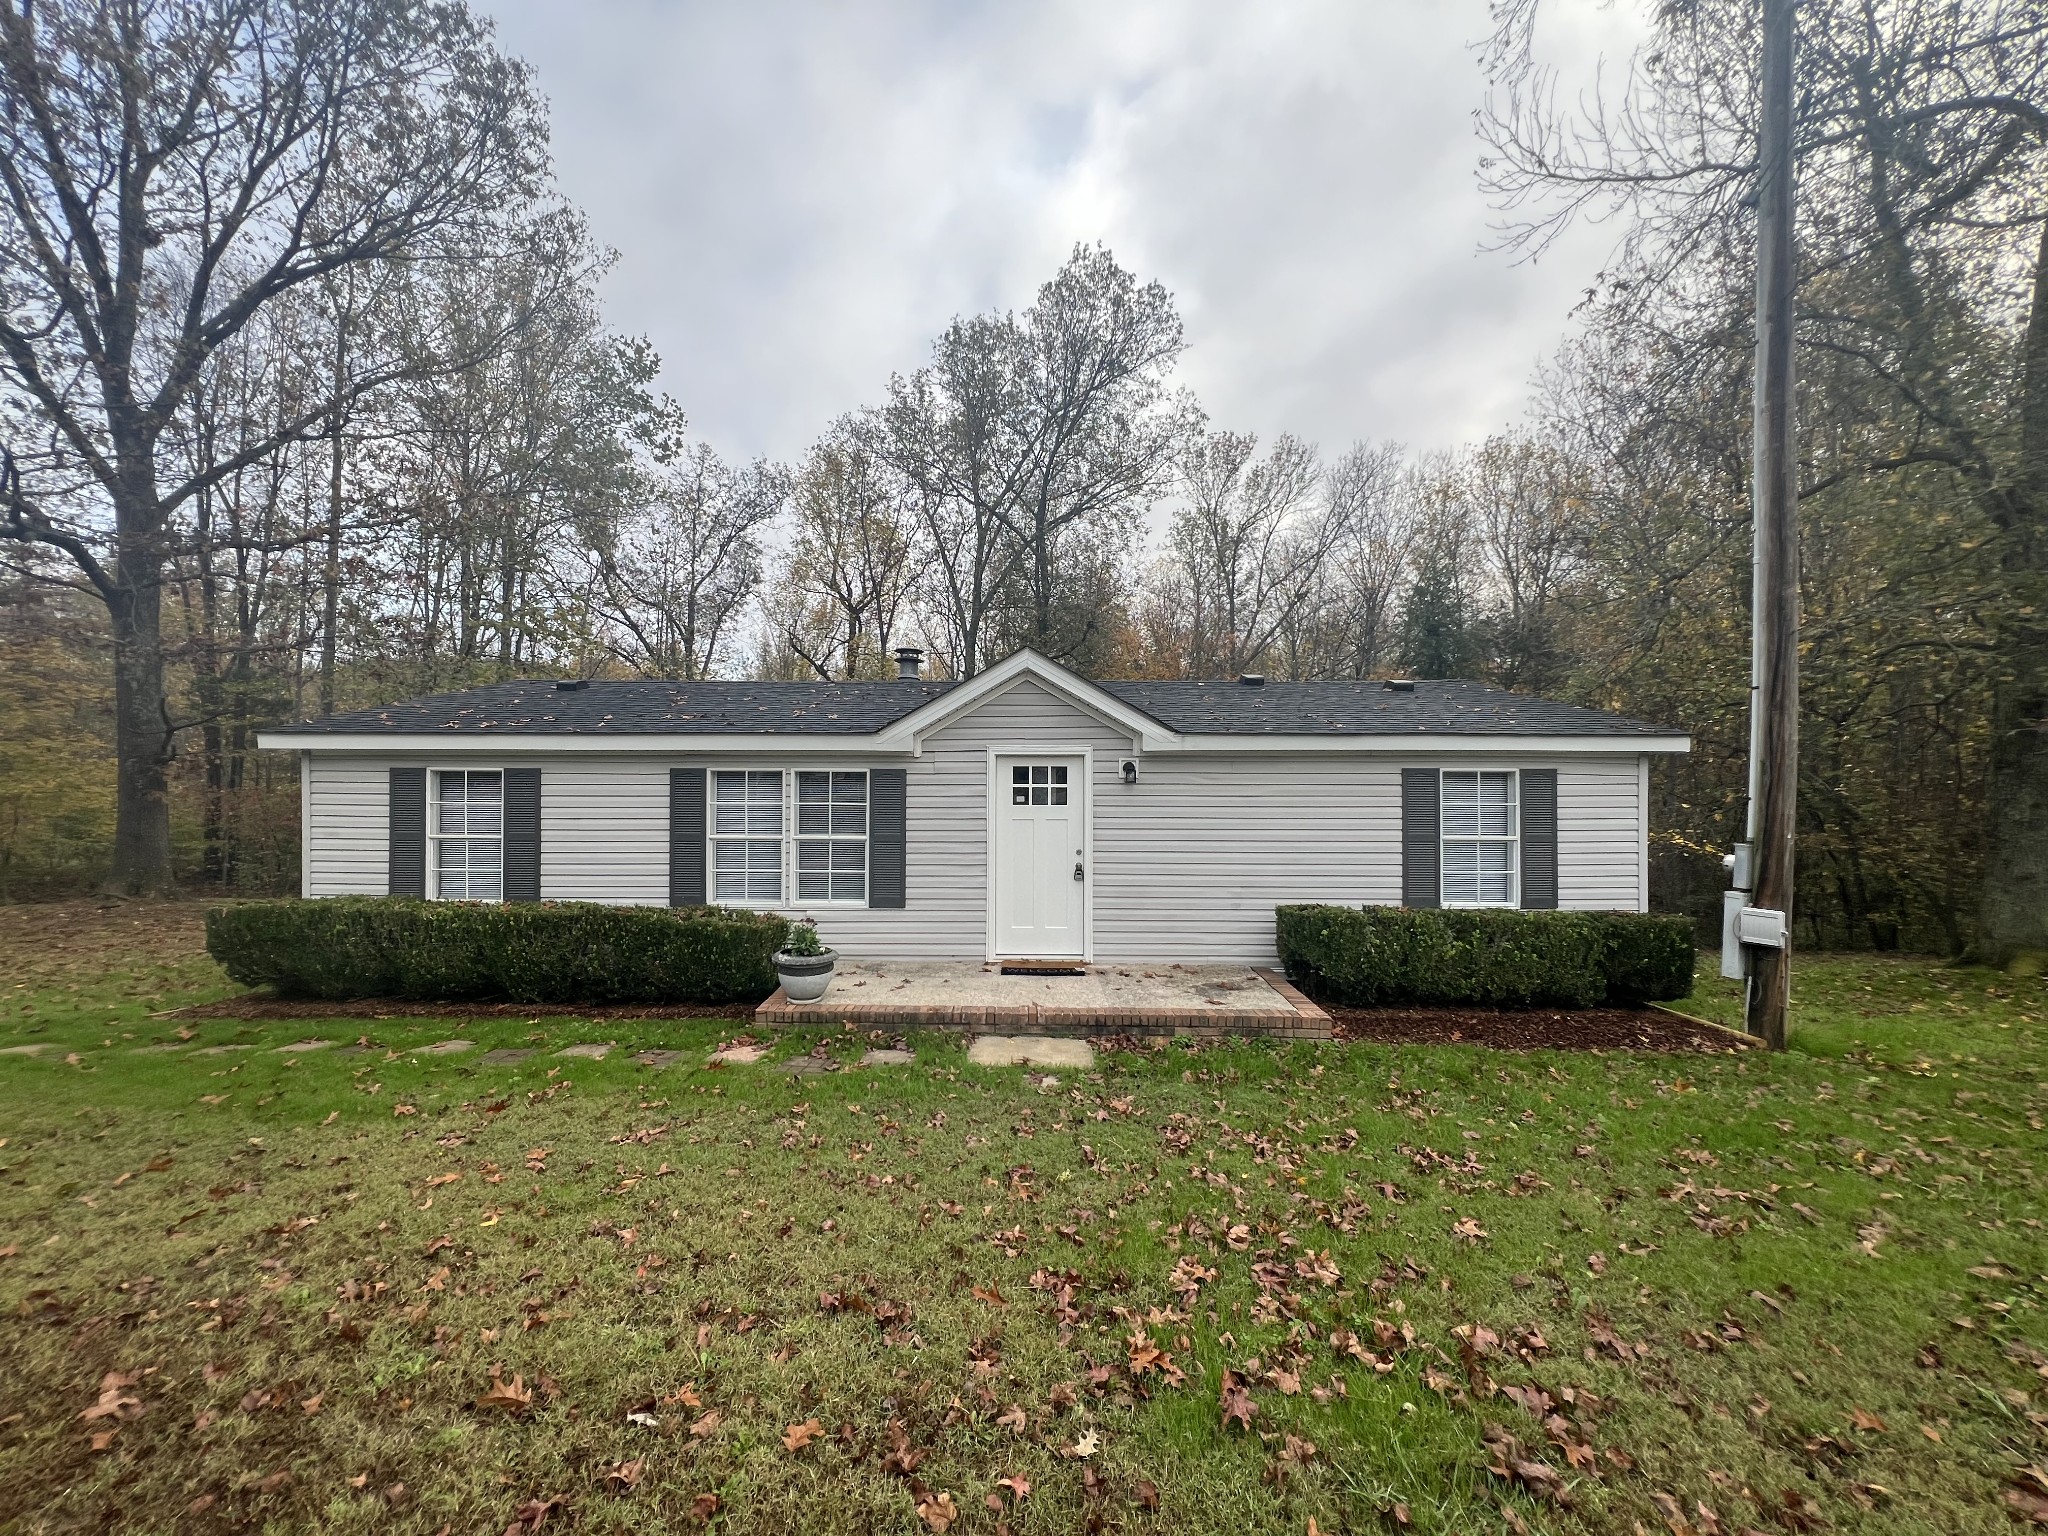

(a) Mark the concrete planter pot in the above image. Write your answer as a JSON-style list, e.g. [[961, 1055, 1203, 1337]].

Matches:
[[774, 948, 839, 1003]]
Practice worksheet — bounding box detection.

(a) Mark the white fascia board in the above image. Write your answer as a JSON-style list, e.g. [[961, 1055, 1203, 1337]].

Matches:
[[872, 648, 1176, 753], [1152, 732, 1692, 755], [253, 731, 921, 755], [261, 728, 1689, 757]]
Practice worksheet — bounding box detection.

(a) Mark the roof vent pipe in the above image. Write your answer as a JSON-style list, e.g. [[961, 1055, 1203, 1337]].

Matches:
[[894, 646, 925, 681], [1239, 673, 1265, 687]]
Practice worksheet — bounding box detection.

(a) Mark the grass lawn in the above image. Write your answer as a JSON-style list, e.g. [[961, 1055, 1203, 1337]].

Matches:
[[0, 903, 2044, 1535]]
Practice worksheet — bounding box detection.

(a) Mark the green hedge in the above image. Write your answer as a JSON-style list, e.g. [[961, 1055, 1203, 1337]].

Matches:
[[1275, 905, 1695, 1009], [206, 898, 791, 1005]]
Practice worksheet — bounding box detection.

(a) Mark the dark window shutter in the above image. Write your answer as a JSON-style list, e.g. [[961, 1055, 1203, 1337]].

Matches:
[[1519, 768, 1559, 909], [388, 767, 426, 898], [869, 768, 907, 909], [669, 767, 706, 907], [1400, 767, 1441, 908], [504, 767, 541, 902]]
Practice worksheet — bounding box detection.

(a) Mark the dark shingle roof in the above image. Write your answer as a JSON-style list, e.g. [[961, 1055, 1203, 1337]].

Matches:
[[1098, 678, 1678, 737], [276, 675, 1677, 739], [286, 680, 959, 735]]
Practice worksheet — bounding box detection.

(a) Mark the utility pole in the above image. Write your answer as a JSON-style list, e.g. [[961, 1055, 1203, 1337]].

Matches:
[[1733, 0, 1800, 1049]]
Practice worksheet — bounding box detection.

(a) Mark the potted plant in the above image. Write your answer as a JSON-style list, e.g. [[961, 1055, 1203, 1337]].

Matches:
[[774, 917, 838, 1003]]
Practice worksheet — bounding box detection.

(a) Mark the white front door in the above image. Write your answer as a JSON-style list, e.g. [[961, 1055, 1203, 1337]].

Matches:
[[993, 756, 1086, 957]]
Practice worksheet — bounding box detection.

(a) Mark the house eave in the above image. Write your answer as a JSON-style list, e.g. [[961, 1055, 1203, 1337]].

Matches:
[[257, 728, 1689, 756]]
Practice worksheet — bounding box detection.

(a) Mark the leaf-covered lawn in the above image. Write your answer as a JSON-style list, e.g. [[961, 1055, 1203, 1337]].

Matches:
[[0, 903, 2043, 1535]]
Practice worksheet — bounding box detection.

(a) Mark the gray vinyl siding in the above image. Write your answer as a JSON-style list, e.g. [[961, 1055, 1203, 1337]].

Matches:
[[305, 756, 391, 896], [293, 689, 1652, 953], [540, 761, 670, 905], [1094, 755, 1402, 960], [1556, 757, 1646, 911]]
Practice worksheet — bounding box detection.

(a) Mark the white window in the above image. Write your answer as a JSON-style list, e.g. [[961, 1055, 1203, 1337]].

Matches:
[[712, 770, 784, 904], [796, 771, 868, 903], [709, 768, 871, 907], [1442, 770, 1518, 906], [432, 769, 503, 901]]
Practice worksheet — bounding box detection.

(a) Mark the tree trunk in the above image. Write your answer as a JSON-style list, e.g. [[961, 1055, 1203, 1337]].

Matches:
[[1977, 219, 2048, 969], [107, 526, 176, 895]]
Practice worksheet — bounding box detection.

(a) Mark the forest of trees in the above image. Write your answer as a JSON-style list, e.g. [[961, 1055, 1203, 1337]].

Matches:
[[1, 0, 2043, 964]]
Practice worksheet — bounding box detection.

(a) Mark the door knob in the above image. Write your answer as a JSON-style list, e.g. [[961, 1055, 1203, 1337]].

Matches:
[[1073, 862, 1085, 882]]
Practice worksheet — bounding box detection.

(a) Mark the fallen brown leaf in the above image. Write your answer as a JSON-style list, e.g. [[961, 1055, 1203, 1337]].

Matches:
[[783, 1417, 823, 1452], [474, 1374, 535, 1418], [80, 1371, 145, 1423], [601, 1457, 645, 1493], [914, 1486, 959, 1531]]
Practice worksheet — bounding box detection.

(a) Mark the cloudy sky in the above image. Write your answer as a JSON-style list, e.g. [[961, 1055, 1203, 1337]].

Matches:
[[475, 0, 1640, 466]]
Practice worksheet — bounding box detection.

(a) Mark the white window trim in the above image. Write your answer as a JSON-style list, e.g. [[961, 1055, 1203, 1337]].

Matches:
[[1441, 768, 1520, 909], [429, 767, 506, 904], [706, 767, 872, 910]]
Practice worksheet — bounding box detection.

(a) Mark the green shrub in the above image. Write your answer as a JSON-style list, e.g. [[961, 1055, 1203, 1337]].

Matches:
[[205, 898, 790, 1005], [1275, 904, 1695, 1009], [1595, 911, 1699, 1005]]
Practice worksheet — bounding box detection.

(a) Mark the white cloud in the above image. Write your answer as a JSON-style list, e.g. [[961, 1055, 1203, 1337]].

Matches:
[[476, 0, 1642, 463]]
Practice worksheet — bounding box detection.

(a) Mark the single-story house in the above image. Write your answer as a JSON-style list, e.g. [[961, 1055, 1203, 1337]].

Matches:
[[256, 648, 1689, 964]]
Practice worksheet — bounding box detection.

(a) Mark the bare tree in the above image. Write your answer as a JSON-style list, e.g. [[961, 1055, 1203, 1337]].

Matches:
[[1467, 433, 1579, 691], [1168, 430, 1331, 676], [873, 318, 1029, 678], [595, 443, 783, 680], [0, 0, 546, 890], [779, 424, 916, 680], [1276, 441, 1413, 679], [1007, 245, 1193, 663]]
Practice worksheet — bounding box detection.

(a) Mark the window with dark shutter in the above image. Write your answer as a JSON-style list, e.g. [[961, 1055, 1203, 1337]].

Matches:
[[1400, 767, 1441, 908]]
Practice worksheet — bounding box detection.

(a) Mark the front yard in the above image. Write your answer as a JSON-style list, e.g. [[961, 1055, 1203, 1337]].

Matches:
[[0, 903, 2043, 1534]]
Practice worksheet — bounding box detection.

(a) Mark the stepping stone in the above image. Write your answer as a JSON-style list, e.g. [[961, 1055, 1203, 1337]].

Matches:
[[555, 1042, 612, 1060], [0, 1043, 49, 1056], [966, 1035, 1095, 1070], [859, 1048, 915, 1067], [708, 1044, 767, 1066], [133, 1043, 187, 1053], [197, 1043, 258, 1056], [336, 1043, 379, 1056], [480, 1048, 535, 1066], [779, 1054, 834, 1075], [631, 1049, 690, 1069], [413, 1039, 475, 1057], [275, 1039, 332, 1054]]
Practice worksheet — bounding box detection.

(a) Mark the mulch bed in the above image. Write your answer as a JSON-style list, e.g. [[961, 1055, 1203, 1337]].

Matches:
[[165, 994, 754, 1023], [1328, 1004, 1752, 1053]]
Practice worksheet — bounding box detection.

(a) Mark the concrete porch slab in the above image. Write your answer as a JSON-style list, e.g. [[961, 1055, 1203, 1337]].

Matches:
[[755, 961, 1329, 1040]]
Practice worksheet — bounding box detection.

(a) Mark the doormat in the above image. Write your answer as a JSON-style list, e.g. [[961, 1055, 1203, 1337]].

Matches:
[[1000, 963, 1087, 977]]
